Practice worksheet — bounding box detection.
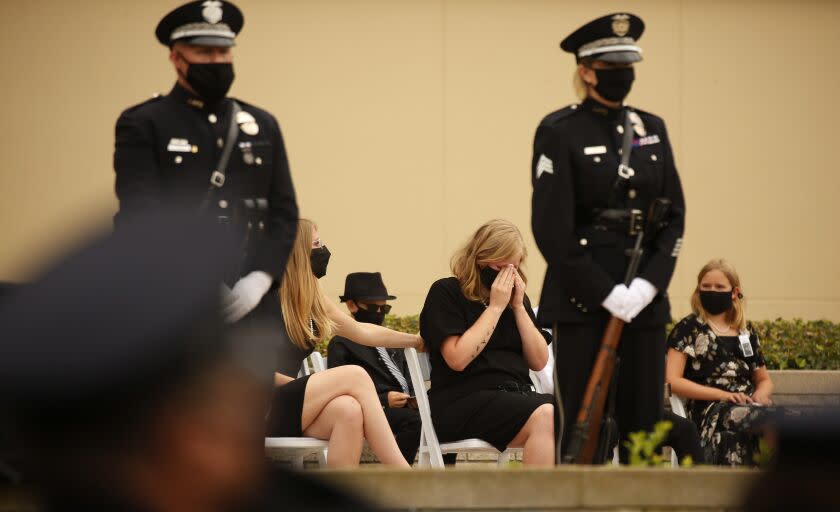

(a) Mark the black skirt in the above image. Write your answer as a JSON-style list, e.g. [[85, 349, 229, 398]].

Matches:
[[430, 389, 553, 452], [266, 375, 311, 437]]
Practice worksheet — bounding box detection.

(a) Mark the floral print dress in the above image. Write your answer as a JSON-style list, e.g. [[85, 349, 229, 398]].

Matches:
[[667, 314, 775, 466]]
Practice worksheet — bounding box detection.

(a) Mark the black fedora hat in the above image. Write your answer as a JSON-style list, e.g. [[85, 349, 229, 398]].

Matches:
[[339, 272, 396, 303]]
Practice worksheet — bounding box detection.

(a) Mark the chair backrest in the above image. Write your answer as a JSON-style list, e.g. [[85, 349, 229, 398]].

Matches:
[[309, 352, 327, 372], [404, 347, 445, 466]]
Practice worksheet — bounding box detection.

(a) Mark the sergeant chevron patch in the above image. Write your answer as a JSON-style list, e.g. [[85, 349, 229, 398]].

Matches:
[[536, 154, 554, 179]]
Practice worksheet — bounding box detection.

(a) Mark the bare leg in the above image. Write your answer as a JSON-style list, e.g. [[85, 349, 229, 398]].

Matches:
[[302, 395, 364, 468], [507, 403, 555, 466], [302, 365, 409, 467]]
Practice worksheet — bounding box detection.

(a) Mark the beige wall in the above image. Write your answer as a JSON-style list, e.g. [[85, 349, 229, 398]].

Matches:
[[1, 0, 839, 320]]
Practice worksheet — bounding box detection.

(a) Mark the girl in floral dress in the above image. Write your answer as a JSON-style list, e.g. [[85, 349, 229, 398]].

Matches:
[[666, 259, 777, 466]]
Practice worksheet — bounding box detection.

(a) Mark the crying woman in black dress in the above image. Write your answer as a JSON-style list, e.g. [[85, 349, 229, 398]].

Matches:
[[420, 219, 555, 465]]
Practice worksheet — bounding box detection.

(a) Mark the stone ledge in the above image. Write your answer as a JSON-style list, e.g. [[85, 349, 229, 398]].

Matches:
[[768, 370, 840, 395], [313, 466, 760, 510]]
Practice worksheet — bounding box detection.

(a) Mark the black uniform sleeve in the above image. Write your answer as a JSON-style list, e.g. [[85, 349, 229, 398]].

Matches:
[[531, 122, 615, 310], [113, 110, 162, 226], [326, 338, 350, 369], [637, 120, 686, 292], [419, 280, 468, 353], [251, 116, 299, 278]]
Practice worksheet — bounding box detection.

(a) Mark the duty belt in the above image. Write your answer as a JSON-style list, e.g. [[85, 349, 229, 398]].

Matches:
[[591, 208, 644, 236]]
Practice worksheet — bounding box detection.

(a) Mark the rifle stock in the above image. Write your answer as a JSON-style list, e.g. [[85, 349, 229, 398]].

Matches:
[[564, 315, 625, 464]]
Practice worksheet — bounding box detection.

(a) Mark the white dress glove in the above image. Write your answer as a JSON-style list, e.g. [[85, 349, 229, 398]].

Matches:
[[624, 278, 658, 322], [601, 284, 632, 322], [223, 271, 273, 324]]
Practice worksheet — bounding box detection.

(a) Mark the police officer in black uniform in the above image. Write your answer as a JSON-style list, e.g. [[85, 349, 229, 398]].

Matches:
[[530, 13, 686, 462], [113, 0, 298, 323]]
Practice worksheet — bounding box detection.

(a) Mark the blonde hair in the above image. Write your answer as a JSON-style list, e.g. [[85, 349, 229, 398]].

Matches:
[[279, 219, 335, 349], [690, 258, 747, 331], [450, 219, 527, 302], [572, 58, 595, 101]]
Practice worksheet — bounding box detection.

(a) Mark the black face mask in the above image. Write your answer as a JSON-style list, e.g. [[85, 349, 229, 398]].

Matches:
[[353, 308, 386, 325], [178, 54, 235, 105], [480, 266, 499, 289], [310, 246, 331, 279], [593, 67, 635, 103], [699, 290, 734, 315]]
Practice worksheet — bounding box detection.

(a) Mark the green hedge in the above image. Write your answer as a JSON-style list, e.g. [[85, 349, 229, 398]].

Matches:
[[318, 316, 840, 370]]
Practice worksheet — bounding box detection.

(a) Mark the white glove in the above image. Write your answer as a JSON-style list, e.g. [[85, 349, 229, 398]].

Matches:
[[624, 278, 658, 322], [601, 284, 632, 322], [223, 271, 273, 324]]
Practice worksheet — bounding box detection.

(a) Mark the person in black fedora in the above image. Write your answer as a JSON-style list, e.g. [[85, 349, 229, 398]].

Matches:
[[329, 272, 450, 464]]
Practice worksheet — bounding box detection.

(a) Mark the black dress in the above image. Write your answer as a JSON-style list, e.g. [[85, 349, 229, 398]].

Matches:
[[667, 314, 790, 466], [419, 277, 553, 452], [250, 293, 313, 437]]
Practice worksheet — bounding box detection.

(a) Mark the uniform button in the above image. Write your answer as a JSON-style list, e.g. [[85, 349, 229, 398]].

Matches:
[[217, 138, 224, 148], [628, 189, 637, 199], [255, 157, 263, 165], [208, 113, 218, 124], [174, 155, 183, 164], [617, 125, 624, 134], [593, 156, 601, 163], [582, 307, 589, 313], [218, 200, 229, 209], [651, 154, 658, 161], [580, 238, 588, 246], [191, 145, 198, 153], [570, 297, 576, 303]]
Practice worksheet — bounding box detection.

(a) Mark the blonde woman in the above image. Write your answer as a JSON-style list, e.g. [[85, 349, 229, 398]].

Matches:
[[259, 219, 422, 468], [419, 220, 555, 466], [666, 259, 777, 466]]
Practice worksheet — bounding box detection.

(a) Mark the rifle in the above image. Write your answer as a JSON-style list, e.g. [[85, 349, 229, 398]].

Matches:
[[563, 198, 671, 464]]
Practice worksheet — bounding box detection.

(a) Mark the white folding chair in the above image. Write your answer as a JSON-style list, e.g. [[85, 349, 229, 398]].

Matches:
[[665, 393, 689, 467], [264, 354, 331, 469], [404, 347, 521, 468], [309, 351, 327, 373], [265, 437, 328, 469]]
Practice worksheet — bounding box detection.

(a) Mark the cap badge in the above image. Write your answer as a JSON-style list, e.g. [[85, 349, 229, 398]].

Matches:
[[236, 111, 259, 136], [202, 1, 224, 24], [628, 111, 646, 137], [611, 14, 630, 37]]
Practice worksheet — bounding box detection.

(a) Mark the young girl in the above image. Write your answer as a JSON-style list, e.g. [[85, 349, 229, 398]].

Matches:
[[419, 219, 555, 465], [666, 259, 775, 466], [259, 219, 423, 468]]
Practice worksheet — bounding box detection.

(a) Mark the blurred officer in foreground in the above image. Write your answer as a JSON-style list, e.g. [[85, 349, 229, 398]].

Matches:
[[743, 409, 840, 511], [113, 0, 298, 323], [530, 13, 686, 462], [0, 212, 372, 512]]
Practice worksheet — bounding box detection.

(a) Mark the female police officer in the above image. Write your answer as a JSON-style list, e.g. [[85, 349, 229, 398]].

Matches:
[[530, 13, 686, 463]]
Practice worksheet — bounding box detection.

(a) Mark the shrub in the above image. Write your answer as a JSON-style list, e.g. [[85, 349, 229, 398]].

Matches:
[[318, 315, 840, 370]]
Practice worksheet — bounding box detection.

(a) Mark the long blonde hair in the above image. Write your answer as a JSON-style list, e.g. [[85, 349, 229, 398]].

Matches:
[[450, 219, 527, 302], [279, 219, 335, 349], [690, 258, 747, 331]]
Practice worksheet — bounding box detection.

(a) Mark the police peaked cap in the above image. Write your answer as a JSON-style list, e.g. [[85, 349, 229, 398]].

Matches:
[[561, 13, 645, 64], [156, 0, 244, 47]]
